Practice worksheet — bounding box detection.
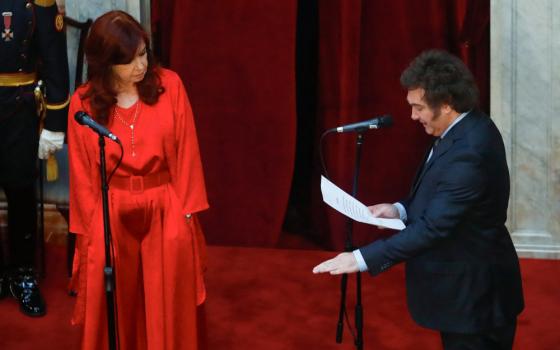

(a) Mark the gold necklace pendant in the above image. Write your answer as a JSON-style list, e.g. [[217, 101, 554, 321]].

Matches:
[[114, 102, 140, 157]]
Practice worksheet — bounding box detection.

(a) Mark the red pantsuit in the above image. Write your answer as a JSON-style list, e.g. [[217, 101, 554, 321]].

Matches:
[[68, 69, 208, 350]]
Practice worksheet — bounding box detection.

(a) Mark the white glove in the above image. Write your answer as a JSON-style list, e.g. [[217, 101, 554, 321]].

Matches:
[[38, 129, 65, 160]]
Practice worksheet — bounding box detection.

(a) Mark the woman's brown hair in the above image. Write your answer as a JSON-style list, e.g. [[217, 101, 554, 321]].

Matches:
[[82, 10, 164, 124]]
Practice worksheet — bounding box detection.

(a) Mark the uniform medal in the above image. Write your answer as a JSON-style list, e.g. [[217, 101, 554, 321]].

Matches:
[[2, 12, 13, 41], [55, 13, 64, 32]]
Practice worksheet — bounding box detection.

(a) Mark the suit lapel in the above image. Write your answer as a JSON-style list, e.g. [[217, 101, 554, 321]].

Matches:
[[409, 138, 437, 196], [408, 111, 480, 198]]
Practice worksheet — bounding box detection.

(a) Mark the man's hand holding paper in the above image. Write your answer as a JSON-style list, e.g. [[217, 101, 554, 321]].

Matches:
[[320, 176, 405, 230]]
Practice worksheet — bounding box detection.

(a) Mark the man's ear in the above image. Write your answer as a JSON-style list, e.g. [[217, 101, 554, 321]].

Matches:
[[440, 103, 456, 116]]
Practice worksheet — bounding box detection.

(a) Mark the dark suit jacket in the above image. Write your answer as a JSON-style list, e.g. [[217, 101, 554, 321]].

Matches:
[[359, 110, 524, 333]]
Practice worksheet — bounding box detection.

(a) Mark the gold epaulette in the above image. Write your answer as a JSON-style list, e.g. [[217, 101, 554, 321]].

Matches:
[[46, 96, 70, 110], [0, 72, 37, 86], [33, 0, 56, 8]]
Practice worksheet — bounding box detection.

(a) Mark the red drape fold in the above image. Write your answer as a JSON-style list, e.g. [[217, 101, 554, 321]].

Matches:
[[458, 0, 490, 112], [155, 0, 298, 246]]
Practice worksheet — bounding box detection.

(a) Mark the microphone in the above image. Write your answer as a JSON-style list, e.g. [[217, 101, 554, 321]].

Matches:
[[74, 111, 120, 142], [336, 115, 393, 133]]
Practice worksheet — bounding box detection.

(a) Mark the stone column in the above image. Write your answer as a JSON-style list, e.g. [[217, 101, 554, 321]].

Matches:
[[491, 0, 560, 258]]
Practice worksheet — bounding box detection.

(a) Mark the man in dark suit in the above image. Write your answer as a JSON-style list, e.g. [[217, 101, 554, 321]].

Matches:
[[313, 50, 524, 349], [0, 0, 69, 317]]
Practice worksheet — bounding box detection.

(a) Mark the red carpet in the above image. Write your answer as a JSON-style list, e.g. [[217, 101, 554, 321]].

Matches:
[[0, 243, 558, 349]]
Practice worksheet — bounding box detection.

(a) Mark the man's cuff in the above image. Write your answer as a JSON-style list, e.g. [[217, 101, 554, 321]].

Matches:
[[393, 202, 407, 222], [352, 249, 368, 272]]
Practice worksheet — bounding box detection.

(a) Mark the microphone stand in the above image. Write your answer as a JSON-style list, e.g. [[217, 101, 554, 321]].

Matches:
[[335, 132, 364, 350], [98, 135, 118, 350]]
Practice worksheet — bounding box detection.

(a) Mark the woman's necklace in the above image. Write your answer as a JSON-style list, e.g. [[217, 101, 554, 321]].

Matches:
[[113, 101, 140, 157]]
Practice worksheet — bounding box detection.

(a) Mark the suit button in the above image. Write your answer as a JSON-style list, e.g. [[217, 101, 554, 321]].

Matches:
[[18, 68, 23, 72], [20, 53, 27, 59], [22, 39, 28, 46], [26, 2, 32, 9], [16, 95, 21, 101]]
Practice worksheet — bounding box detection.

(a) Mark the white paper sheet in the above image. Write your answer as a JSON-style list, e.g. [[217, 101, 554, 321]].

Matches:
[[320, 175, 405, 230]]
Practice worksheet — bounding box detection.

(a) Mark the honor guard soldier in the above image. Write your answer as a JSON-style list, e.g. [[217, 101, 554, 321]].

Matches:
[[0, 0, 69, 317]]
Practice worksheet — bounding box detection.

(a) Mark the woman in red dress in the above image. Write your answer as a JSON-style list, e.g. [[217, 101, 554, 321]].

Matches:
[[68, 10, 208, 350]]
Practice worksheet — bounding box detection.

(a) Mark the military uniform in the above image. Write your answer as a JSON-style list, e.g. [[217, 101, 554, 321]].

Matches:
[[0, 0, 69, 317]]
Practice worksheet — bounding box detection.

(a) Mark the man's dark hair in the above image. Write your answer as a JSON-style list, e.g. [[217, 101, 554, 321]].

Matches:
[[400, 49, 479, 113]]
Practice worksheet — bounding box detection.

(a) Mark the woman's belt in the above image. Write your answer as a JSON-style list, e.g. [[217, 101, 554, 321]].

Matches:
[[0, 72, 37, 87], [110, 171, 171, 194]]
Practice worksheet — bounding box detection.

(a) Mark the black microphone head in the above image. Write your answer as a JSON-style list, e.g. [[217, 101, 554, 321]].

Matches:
[[379, 115, 393, 127], [74, 111, 88, 125]]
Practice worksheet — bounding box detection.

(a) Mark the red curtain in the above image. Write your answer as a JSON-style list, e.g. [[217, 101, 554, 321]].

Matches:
[[154, 0, 298, 246], [314, 0, 489, 250], [459, 0, 491, 113], [153, 0, 489, 249]]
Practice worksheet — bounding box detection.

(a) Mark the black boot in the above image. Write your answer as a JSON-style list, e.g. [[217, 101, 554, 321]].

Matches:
[[9, 268, 46, 317]]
